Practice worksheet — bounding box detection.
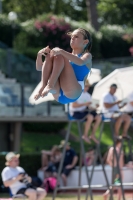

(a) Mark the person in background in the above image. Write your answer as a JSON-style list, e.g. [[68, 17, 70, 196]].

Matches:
[[1, 152, 47, 200], [59, 140, 78, 186], [84, 147, 95, 166], [125, 161, 133, 168], [102, 83, 131, 139], [103, 138, 124, 200], [69, 80, 101, 144], [41, 145, 62, 177], [102, 147, 111, 165]]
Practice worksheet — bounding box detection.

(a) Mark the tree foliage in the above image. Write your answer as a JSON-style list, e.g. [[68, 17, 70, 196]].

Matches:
[[13, 14, 100, 59], [97, 0, 133, 26], [2, 0, 133, 28], [99, 25, 131, 58], [2, 0, 53, 21], [2, 0, 87, 22]]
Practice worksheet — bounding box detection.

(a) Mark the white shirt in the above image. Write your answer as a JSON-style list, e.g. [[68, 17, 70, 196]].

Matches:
[[69, 91, 91, 116], [102, 92, 119, 117], [1, 166, 27, 195], [124, 93, 133, 112]]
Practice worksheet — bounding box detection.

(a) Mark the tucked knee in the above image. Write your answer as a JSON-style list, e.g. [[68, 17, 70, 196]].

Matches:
[[53, 54, 64, 63], [44, 54, 53, 65]]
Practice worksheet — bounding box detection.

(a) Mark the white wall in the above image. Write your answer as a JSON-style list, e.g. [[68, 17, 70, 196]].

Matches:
[[38, 165, 133, 190]]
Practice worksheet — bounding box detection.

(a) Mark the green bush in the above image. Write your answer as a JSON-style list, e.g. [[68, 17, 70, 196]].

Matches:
[[14, 14, 72, 57], [19, 153, 41, 176], [14, 14, 100, 60], [14, 18, 133, 60], [100, 25, 132, 58], [1, 14, 133, 61]]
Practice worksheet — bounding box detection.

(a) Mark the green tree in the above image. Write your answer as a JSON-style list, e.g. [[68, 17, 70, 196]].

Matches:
[[2, 0, 133, 26], [2, 0, 53, 21], [86, 0, 99, 30], [2, 0, 88, 22], [97, 0, 133, 26]]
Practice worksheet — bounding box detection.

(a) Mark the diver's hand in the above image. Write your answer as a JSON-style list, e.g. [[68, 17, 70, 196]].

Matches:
[[38, 46, 51, 56]]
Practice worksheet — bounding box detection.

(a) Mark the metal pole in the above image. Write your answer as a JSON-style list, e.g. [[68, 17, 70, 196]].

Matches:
[[77, 122, 93, 200], [86, 120, 113, 200], [98, 144, 113, 200], [128, 139, 133, 162], [52, 121, 72, 200], [78, 146, 82, 200], [47, 101, 51, 116], [20, 84, 24, 116], [110, 120, 125, 200], [77, 121, 84, 200], [89, 122, 104, 183]]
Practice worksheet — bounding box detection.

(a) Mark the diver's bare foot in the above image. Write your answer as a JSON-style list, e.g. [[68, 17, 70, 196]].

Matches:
[[41, 85, 56, 97], [89, 135, 99, 144], [34, 93, 41, 101], [34, 86, 45, 100], [82, 135, 91, 144]]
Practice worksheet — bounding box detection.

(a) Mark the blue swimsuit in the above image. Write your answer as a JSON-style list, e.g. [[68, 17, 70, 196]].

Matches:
[[58, 54, 90, 104]]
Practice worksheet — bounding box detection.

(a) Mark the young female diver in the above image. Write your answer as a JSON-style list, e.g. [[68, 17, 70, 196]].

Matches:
[[34, 28, 92, 104]]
